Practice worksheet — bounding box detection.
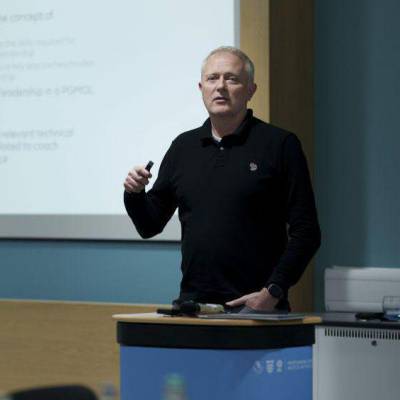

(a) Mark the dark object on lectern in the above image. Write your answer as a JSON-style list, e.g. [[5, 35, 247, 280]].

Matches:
[[157, 300, 225, 316], [9, 385, 97, 400], [355, 312, 385, 321]]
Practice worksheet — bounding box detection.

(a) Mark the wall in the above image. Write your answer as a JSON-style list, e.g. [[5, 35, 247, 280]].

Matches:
[[0, 240, 181, 303], [314, 0, 400, 309], [3, 1, 399, 310], [1, 1, 306, 310]]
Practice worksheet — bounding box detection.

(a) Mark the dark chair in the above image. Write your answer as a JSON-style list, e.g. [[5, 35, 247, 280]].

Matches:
[[7, 385, 97, 400]]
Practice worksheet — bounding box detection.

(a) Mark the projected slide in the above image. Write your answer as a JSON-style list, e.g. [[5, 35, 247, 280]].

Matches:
[[0, 1, 237, 239]]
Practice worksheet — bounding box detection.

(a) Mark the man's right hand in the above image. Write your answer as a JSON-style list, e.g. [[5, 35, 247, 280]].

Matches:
[[124, 166, 152, 193]]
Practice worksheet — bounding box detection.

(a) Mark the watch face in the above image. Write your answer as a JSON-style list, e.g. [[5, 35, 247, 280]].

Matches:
[[268, 284, 283, 299]]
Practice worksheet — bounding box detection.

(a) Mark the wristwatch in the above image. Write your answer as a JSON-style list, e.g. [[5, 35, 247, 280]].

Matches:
[[266, 283, 284, 300]]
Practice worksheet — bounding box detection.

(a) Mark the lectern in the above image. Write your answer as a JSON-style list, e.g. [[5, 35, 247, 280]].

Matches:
[[113, 312, 320, 400]]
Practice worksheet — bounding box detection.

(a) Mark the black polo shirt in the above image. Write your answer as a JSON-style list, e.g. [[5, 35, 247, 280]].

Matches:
[[124, 110, 321, 304]]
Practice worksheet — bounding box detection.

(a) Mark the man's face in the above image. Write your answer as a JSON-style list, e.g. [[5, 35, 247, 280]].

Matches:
[[199, 52, 256, 118]]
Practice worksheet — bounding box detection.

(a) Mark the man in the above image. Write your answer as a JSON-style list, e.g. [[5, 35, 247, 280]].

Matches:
[[124, 47, 321, 311]]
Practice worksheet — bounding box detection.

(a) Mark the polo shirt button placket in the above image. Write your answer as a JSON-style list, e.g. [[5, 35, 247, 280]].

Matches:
[[215, 143, 226, 168]]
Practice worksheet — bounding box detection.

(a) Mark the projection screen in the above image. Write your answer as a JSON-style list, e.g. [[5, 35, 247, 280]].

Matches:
[[0, 0, 239, 240]]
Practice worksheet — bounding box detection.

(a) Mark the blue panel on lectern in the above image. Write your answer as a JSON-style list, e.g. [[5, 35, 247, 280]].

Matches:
[[120, 346, 312, 400]]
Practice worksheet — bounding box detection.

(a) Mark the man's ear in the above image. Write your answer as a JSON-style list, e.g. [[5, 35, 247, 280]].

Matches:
[[198, 82, 202, 91], [248, 83, 257, 100]]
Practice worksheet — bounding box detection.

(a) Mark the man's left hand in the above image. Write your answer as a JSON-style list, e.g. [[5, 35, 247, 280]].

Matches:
[[225, 288, 279, 312]]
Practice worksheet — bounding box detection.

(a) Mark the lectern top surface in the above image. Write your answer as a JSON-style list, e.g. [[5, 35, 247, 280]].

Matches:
[[112, 312, 321, 326]]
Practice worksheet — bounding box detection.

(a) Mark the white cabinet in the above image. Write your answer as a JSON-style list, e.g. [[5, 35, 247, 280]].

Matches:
[[313, 325, 400, 400]]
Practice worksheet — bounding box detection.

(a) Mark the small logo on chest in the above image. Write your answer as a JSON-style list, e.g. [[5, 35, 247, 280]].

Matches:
[[249, 162, 258, 172]]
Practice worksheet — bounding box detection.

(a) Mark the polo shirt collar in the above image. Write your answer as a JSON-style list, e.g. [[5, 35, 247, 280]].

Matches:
[[199, 109, 254, 146]]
